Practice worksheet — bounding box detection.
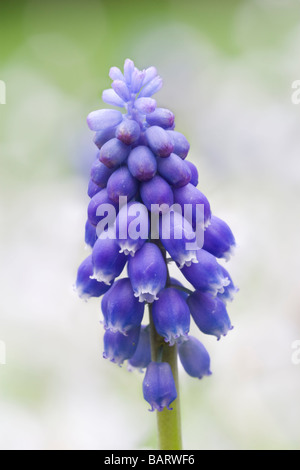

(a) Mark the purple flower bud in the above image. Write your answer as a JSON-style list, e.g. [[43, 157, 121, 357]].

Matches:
[[103, 326, 140, 366], [128, 242, 167, 303], [142, 67, 157, 86], [107, 165, 138, 204], [152, 287, 190, 345], [112, 79, 131, 102], [178, 336, 212, 379], [140, 175, 174, 214], [87, 109, 123, 131], [159, 211, 200, 268], [130, 68, 146, 94], [187, 290, 233, 340], [173, 183, 211, 230], [102, 88, 125, 108], [93, 126, 117, 150], [181, 249, 230, 296], [87, 188, 118, 227], [127, 146, 157, 182], [124, 58, 135, 85], [116, 201, 149, 256], [143, 362, 177, 412], [134, 97, 156, 114], [185, 161, 199, 187], [75, 255, 110, 300], [115, 118, 141, 145], [92, 235, 127, 285], [139, 76, 163, 98], [99, 138, 131, 169], [85, 220, 97, 248], [203, 215, 236, 261], [146, 108, 175, 129], [166, 130, 190, 159], [109, 66, 124, 81], [157, 153, 191, 188], [128, 325, 151, 371], [145, 126, 174, 157], [217, 266, 239, 303], [87, 179, 102, 198], [90, 158, 114, 188], [101, 278, 144, 335]]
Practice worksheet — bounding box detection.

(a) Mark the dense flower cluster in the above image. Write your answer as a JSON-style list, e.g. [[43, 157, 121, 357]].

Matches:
[[76, 59, 238, 413]]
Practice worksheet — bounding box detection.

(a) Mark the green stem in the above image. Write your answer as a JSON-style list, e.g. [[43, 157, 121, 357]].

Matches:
[[149, 300, 183, 450]]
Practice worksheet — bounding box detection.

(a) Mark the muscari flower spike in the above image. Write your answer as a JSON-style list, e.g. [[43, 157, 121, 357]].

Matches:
[[76, 58, 238, 412]]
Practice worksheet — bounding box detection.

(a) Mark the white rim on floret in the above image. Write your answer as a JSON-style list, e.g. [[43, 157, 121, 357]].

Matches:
[[90, 270, 114, 286]]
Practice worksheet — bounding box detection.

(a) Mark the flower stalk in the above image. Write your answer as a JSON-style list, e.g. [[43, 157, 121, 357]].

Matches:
[[149, 303, 182, 450]]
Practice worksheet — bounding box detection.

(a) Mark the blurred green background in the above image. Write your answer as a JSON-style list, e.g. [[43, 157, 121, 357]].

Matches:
[[0, 0, 300, 450]]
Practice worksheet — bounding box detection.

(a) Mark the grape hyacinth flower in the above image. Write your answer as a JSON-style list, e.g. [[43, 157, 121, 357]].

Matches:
[[143, 362, 177, 412], [75, 59, 238, 450], [178, 336, 212, 379]]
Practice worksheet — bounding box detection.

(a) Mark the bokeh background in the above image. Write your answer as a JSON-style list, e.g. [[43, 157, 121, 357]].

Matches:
[[0, 0, 300, 450]]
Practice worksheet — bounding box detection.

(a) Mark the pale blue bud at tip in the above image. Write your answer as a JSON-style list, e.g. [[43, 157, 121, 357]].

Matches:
[[109, 66, 124, 81], [130, 67, 146, 94], [87, 109, 123, 131], [152, 287, 190, 346], [178, 336, 212, 379], [143, 362, 177, 412], [124, 58, 135, 85], [142, 66, 157, 87], [139, 76, 163, 98], [102, 88, 125, 108], [112, 79, 131, 102]]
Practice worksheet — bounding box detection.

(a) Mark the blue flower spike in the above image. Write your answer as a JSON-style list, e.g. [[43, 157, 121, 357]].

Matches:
[[76, 58, 238, 419]]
